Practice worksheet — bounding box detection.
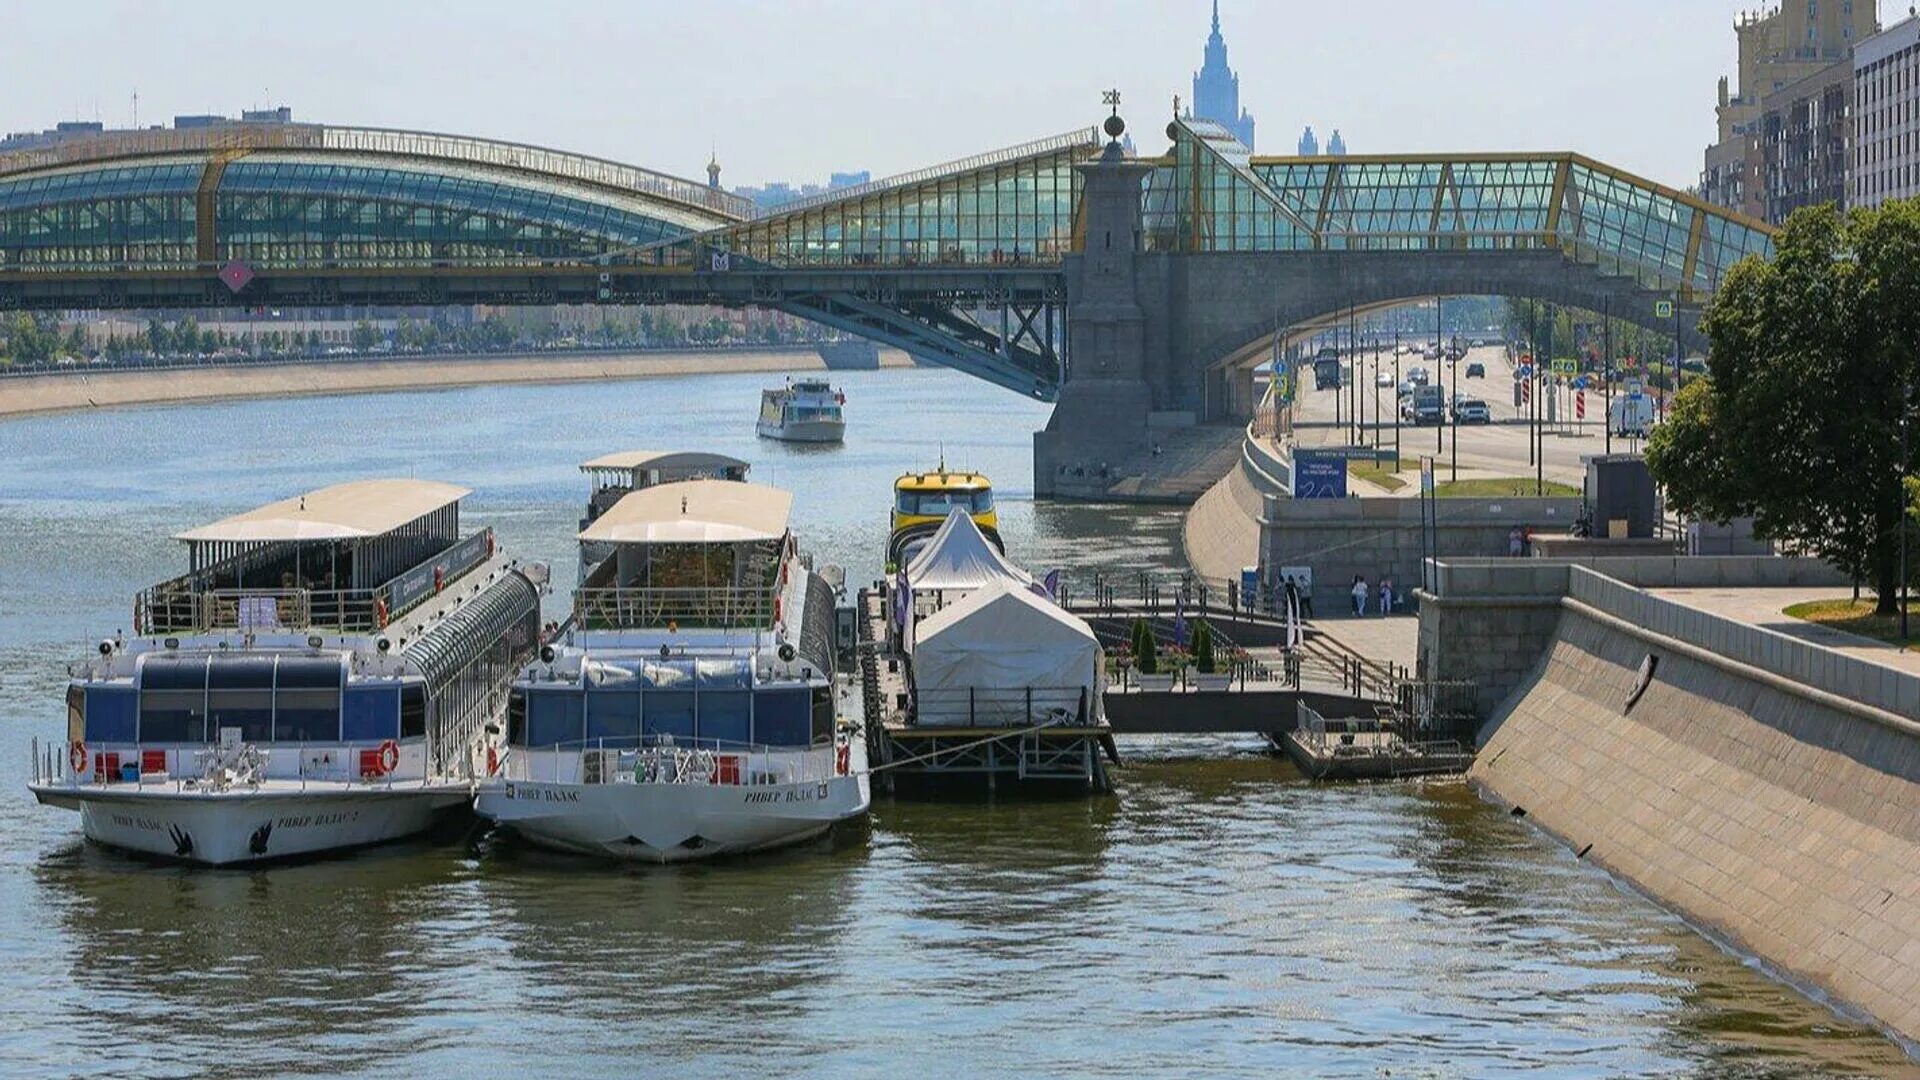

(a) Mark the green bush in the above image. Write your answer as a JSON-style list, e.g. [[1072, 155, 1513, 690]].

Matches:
[[1130, 617, 1158, 675], [1192, 619, 1216, 673]]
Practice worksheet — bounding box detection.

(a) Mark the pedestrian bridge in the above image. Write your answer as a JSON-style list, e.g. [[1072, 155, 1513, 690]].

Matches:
[[0, 116, 1774, 399]]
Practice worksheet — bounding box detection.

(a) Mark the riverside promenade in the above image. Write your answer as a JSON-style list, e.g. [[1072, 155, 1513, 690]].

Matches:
[[0, 345, 916, 418]]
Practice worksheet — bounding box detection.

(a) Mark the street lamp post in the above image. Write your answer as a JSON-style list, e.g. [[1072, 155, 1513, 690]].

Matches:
[[1393, 328, 1402, 464], [1903, 375, 1912, 644], [1604, 294, 1613, 455], [1450, 333, 1461, 482], [1435, 296, 1444, 457]]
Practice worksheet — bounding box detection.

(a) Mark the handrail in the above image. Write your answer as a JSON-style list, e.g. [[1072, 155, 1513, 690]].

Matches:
[[572, 585, 777, 630]]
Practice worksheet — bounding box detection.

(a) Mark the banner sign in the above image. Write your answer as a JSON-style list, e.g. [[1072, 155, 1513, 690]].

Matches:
[[1292, 450, 1348, 499], [386, 529, 493, 616]]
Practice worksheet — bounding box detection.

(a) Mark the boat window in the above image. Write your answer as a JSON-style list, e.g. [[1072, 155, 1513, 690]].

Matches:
[[81, 687, 137, 743], [970, 489, 994, 514], [753, 689, 810, 747], [210, 687, 274, 743], [585, 690, 642, 747], [275, 689, 340, 743], [811, 685, 835, 745], [695, 658, 752, 689], [898, 490, 992, 517], [140, 690, 207, 743], [139, 654, 209, 743], [343, 685, 401, 742], [507, 687, 527, 746], [698, 691, 752, 748], [642, 691, 696, 741], [400, 684, 427, 739], [526, 690, 584, 748]]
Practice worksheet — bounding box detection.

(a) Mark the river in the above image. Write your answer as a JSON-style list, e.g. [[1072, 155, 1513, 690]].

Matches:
[[0, 366, 1911, 1078]]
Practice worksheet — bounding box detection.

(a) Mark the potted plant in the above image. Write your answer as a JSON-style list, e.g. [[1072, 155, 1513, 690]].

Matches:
[[1132, 617, 1176, 691], [1191, 620, 1234, 691]]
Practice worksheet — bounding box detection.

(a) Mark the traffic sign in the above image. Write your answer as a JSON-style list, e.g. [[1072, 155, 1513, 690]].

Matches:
[[1419, 457, 1435, 494], [1654, 299, 1674, 319], [1549, 357, 1579, 376]]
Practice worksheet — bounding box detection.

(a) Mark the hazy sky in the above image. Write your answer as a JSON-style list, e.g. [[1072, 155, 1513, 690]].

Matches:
[[3, 2, 1894, 190]]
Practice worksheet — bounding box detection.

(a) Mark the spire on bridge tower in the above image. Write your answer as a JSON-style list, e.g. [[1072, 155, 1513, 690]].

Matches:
[[706, 150, 721, 190]]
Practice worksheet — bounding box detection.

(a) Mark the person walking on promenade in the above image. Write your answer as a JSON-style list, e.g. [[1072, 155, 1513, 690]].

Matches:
[[1351, 575, 1369, 616], [1378, 576, 1393, 616]]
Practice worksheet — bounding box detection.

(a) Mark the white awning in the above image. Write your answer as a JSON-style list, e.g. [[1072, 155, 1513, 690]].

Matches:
[[173, 479, 470, 543], [911, 578, 1102, 726], [905, 508, 1029, 591], [579, 450, 750, 475], [578, 479, 792, 544]]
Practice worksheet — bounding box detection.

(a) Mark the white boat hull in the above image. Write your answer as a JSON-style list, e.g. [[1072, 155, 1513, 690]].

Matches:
[[756, 418, 846, 444], [476, 769, 870, 863], [32, 783, 470, 866]]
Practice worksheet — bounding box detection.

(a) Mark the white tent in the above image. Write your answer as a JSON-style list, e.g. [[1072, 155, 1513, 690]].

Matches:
[[911, 577, 1102, 727], [905, 508, 1029, 593]]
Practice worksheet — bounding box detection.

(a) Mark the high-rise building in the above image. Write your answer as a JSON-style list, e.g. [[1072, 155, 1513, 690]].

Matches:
[[1758, 59, 1854, 223], [1853, 12, 1920, 209], [1191, 0, 1255, 148], [1327, 129, 1348, 156], [1298, 126, 1318, 156], [1702, 2, 1877, 218]]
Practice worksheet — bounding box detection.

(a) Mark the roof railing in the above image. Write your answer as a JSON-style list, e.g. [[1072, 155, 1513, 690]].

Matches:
[[0, 122, 750, 220], [746, 127, 1102, 219]]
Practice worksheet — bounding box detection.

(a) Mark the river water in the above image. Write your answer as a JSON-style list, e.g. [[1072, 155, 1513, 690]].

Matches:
[[0, 366, 1912, 1078]]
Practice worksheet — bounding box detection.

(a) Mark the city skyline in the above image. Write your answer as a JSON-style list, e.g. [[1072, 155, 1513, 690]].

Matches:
[[0, 1, 1897, 195]]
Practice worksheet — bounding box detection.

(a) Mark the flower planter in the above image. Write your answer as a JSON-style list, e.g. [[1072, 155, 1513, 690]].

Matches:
[[1134, 672, 1177, 692], [1191, 672, 1235, 692]]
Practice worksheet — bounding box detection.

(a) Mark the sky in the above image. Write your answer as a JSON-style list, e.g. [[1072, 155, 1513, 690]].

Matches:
[[0, 1, 1895, 191]]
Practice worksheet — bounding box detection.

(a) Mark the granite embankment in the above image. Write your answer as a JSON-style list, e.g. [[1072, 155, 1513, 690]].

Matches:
[[0, 345, 915, 418], [1428, 560, 1920, 1046]]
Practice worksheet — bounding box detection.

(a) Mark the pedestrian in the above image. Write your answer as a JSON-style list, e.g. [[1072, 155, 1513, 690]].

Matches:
[[1379, 576, 1393, 616], [1351, 575, 1368, 616], [1508, 525, 1524, 558]]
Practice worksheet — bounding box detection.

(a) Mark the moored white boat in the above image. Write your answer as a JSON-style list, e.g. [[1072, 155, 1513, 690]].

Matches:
[[476, 468, 868, 862], [29, 479, 544, 866]]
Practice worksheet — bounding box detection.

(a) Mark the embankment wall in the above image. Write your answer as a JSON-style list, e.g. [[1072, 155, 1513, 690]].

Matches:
[[1432, 559, 1919, 1044]]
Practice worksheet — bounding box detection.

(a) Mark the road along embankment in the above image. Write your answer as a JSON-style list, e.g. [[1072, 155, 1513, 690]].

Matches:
[[1439, 560, 1920, 1046], [0, 345, 915, 419]]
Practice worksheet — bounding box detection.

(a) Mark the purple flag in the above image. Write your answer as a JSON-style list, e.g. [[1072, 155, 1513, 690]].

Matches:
[[1043, 569, 1061, 599]]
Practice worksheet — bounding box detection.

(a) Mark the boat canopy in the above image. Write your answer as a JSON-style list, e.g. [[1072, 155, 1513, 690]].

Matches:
[[579, 479, 792, 544], [174, 479, 470, 544], [579, 450, 750, 479], [905, 509, 1028, 592]]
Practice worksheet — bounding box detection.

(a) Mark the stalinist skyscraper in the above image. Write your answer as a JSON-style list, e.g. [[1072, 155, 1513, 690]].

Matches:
[[1190, 0, 1255, 149]]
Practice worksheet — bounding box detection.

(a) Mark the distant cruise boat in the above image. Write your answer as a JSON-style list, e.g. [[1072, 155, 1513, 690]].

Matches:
[[756, 378, 846, 443]]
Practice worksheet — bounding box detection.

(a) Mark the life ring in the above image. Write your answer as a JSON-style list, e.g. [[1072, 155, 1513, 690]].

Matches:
[[377, 739, 400, 775], [374, 598, 390, 629], [485, 533, 496, 559], [485, 744, 500, 777], [835, 742, 850, 777], [433, 566, 445, 594], [70, 741, 88, 774]]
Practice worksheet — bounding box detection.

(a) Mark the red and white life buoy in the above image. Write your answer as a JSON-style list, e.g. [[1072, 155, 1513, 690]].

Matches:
[[374, 598, 390, 629], [835, 742, 850, 777], [70, 741, 88, 774], [377, 739, 400, 775]]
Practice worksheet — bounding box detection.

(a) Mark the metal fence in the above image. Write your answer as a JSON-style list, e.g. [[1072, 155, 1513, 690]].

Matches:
[[572, 585, 777, 631]]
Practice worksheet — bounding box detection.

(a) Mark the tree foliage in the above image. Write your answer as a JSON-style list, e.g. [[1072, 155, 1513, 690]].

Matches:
[[1191, 619, 1216, 674], [1129, 617, 1158, 675], [1649, 201, 1920, 613]]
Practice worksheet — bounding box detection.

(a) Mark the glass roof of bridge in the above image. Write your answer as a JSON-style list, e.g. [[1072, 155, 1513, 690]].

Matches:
[[1144, 117, 1775, 298]]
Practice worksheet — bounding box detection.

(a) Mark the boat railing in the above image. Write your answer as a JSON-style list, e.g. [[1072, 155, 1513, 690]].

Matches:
[[29, 736, 463, 794], [136, 527, 496, 635], [572, 585, 777, 630], [505, 735, 846, 787]]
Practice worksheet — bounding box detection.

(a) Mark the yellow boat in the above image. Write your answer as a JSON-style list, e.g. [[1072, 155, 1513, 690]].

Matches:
[[888, 463, 1002, 567]]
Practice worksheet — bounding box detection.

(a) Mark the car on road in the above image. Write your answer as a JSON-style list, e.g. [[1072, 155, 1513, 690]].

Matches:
[[1406, 366, 1429, 386], [1408, 384, 1447, 425], [1465, 361, 1485, 379], [1375, 369, 1395, 388], [1451, 397, 1491, 424]]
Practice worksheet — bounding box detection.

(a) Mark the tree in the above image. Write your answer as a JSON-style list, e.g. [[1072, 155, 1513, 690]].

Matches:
[[351, 320, 380, 352], [1129, 617, 1158, 675], [1649, 202, 1920, 613], [1191, 619, 1216, 674]]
